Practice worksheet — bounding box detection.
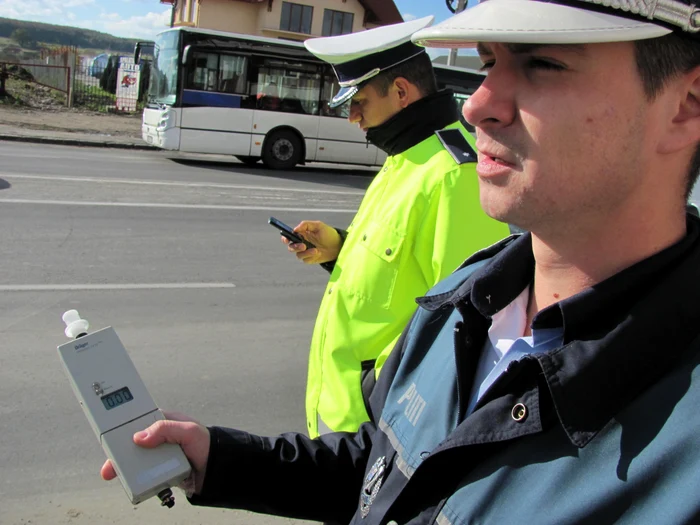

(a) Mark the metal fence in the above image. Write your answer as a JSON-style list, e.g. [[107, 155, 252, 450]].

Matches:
[[0, 61, 69, 95], [1, 52, 150, 113]]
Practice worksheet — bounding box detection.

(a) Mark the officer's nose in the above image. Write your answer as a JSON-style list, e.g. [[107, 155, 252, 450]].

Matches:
[[348, 102, 361, 124], [462, 48, 517, 131]]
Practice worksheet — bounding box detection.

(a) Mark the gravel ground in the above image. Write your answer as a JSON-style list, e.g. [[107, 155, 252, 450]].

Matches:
[[0, 105, 142, 137]]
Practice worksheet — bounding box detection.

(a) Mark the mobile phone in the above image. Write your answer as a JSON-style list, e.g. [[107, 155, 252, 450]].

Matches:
[[268, 216, 315, 249]]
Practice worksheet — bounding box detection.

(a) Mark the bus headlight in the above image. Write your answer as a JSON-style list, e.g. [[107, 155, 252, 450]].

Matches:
[[157, 109, 176, 131]]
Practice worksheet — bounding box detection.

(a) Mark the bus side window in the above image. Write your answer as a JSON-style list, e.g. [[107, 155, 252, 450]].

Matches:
[[219, 55, 247, 94], [187, 52, 219, 91], [220, 75, 239, 93]]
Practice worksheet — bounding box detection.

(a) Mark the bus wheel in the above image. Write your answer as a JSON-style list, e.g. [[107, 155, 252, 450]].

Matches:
[[262, 130, 301, 170], [236, 155, 260, 166]]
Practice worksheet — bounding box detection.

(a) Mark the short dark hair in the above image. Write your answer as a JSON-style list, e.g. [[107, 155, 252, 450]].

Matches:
[[368, 51, 438, 99], [634, 35, 700, 199]]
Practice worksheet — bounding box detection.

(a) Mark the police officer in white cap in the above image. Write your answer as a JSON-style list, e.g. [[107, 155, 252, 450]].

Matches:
[[282, 16, 509, 439], [101, 2, 700, 524]]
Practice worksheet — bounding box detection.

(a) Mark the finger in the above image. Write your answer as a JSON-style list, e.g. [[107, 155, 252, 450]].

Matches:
[[133, 419, 200, 449], [101, 460, 117, 481], [294, 221, 321, 234], [280, 236, 290, 245], [299, 249, 319, 264], [162, 411, 201, 425]]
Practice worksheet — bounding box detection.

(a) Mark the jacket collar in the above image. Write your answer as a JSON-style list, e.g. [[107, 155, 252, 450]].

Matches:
[[365, 90, 460, 156], [417, 216, 700, 447]]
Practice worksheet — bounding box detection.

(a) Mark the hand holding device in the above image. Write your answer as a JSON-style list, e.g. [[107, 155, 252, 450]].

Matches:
[[268, 216, 316, 249], [101, 414, 211, 496], [57, 310, 191, 508], [280, 220, 344, 264]]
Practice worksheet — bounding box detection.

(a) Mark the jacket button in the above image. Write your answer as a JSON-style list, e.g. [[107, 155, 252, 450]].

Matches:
[[383, 166, 388, 172], [327, 287, 333, 295], [511, 403, 527, 422], [363, 234, 367, 241], [385, 248, 392, 256]]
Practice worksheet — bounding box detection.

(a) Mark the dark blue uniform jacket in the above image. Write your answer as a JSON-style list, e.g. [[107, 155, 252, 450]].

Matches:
[[191, 215, 700, 525]]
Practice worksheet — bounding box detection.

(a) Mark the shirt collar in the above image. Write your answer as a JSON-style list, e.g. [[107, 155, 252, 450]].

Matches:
[[418, 215, 700, 448]]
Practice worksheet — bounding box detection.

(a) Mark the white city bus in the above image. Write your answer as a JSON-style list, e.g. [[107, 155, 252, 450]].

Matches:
[[135, 27, 485, 170]]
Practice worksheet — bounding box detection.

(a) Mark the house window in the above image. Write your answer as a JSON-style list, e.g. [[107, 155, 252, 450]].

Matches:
[[322, 9, 354, 36], [280, 2, 313, 34]]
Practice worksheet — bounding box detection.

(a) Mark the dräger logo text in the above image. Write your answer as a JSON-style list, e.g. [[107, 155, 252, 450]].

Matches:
[[74, 342, 89, 351]]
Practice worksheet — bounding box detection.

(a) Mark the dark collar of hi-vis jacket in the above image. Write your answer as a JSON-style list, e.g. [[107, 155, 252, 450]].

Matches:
[[365, 90, 459, 156], [416, 216, 700, 447]]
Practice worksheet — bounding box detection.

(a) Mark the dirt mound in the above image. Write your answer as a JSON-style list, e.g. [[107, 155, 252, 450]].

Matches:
[[6, 64, 35, 82]]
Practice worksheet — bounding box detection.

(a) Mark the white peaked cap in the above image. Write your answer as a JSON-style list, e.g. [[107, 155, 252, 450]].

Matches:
[[411, 0, 700, 47], [305, 16, 436, 107], [305, 15, 434, 64]]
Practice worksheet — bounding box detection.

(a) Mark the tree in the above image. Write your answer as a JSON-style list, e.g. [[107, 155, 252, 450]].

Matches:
[[10, 28, 35, 48]]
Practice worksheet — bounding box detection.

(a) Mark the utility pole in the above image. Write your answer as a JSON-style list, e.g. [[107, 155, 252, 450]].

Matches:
[[170, 0, 178, 27], [446, 0, 468, 66], [0, 64, 8, 99]]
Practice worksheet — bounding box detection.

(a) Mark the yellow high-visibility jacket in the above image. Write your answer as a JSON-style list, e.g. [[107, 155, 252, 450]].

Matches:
[[306, 123, 510, 437]]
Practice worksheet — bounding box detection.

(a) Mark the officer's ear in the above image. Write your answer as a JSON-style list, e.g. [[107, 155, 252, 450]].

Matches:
[[393, 77, 412, 108], [661, 65, 700, 155]]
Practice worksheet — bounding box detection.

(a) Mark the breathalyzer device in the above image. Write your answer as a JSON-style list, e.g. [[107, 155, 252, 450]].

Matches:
[[57, 310, 191, 508]]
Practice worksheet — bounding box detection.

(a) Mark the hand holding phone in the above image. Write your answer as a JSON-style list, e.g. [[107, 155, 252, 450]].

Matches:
[[268, 216, 316, 250]]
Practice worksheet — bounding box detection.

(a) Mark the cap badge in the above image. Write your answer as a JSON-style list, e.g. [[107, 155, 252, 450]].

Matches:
[[576, 0, 700, 33]]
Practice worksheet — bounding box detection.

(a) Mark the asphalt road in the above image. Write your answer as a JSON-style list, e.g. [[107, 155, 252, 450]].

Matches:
[[0, 142, 374, 525]]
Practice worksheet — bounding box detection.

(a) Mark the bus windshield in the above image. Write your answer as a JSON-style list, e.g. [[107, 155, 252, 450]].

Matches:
[[149, 31, 180, 106]]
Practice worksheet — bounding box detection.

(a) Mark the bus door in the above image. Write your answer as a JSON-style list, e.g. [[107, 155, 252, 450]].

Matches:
[[180, 51, 253, 155]]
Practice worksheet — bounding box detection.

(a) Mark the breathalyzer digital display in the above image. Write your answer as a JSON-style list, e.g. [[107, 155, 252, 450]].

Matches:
[[101, 386, 134, 411]]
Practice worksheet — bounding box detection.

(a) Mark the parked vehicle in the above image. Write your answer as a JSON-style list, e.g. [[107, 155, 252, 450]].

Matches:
[[134, 27, 486, 169], [89, 53, 109, 78]]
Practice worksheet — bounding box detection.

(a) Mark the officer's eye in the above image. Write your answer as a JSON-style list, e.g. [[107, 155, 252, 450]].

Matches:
[[525, 57, 566, 71], [478, 57, 566, 73]]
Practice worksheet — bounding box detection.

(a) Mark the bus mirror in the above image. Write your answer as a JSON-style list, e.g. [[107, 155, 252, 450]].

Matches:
[[182, 45, 192, 66], [134, 43, 141, 64]]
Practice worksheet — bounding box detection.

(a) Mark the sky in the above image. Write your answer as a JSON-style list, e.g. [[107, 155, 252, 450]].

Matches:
[[0, 0, 471, 44]]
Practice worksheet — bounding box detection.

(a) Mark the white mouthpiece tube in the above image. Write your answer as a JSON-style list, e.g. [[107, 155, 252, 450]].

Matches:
[[63, 309, 89, 338]]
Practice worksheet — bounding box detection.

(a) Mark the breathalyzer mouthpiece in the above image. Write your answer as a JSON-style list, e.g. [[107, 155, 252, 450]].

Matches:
[[62, 309, 89, 339]]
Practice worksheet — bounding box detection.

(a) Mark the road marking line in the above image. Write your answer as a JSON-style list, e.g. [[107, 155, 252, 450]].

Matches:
[[1, 173, 367, 196], [0, 199, 357, 213], [0, 283, 236, 292]]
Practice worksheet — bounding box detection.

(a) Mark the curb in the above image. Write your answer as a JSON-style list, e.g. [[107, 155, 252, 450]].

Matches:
[[0, 133, 159, 150]]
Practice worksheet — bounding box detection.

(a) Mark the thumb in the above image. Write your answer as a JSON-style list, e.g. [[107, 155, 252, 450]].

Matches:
[[134, 419, 210, 473], [134, 419, 196, 448]]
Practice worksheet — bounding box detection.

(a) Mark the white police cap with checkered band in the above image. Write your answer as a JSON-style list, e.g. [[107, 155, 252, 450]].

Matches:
[[305, 16, 434, 108], [411, 0, 699, 47]]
